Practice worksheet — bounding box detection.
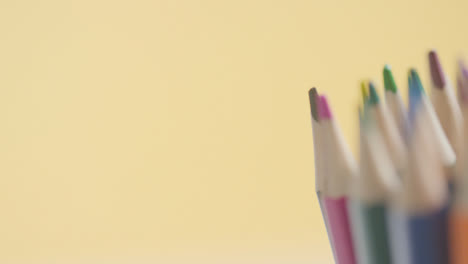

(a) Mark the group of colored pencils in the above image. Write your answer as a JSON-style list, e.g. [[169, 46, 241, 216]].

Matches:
[[308, 50, 468, 264]]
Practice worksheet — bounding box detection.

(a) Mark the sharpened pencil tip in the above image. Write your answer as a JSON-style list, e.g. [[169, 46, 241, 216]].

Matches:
[[361, 81, 369, 102], [318, 95, 332, 120], [308, 88, 319, 121], [383, 65, 398, 93], [409, 68, 425, 94], [458, 60, 468, 104], [429, 50, 446, 89], [368, 82, 380, 105], [459, 59, 468, 79], [408, 69, 424, 121], [457, 76, 468, 104]]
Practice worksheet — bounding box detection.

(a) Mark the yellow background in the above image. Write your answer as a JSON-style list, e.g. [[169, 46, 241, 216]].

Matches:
[[0, 0, 467, 263]]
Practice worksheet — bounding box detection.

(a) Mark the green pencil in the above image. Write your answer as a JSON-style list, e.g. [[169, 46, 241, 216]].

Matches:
[[355, 95, 400, 264], [383, 65, 407, 141]]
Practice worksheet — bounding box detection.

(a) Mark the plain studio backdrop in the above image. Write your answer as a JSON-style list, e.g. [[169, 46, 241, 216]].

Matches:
[[1, 0, 468, 263]]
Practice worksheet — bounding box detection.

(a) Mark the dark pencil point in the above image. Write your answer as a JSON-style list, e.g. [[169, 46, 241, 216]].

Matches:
[[429, 50, 446, 89], [308, 88, 319, 121]]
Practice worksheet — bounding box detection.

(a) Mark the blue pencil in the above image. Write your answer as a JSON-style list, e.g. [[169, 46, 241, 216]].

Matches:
[[404, 69, 450, 264]]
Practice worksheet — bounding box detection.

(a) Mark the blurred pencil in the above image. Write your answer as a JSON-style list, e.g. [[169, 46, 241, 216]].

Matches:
[[353, 110, 399, 264], [405, 70, 450, 264], [428, 50, 463, 181], [367, 82, 407, 174], [361, 81, 369, 105], [449, 62, 468, 264], [408, 69, 456, 169], [319, 95, 358, 264], [308, 88, 337, 262], [383, 65, 408, 141], [348, 105, 371, 264]]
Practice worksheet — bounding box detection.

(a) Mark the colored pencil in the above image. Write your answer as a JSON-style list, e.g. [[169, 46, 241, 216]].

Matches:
[[353, 110, 399, 264], [348, 106, 371, 264], [308, 88, 337, 262], [429, 50, 463, 179], [319, 95, 358, 264], [408, 69, 456, 168], [449, 61, 468, 264], [367, 82, 407, 174], [383, 65, 408, 141], [405, 70, 450, 264], [308, 51, 468, 264]]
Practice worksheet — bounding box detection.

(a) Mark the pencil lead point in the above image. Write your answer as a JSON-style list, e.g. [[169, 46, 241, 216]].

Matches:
[[429, 50, 446, 89], [308, 88, 319, 121], [318, 95, 332, 120], [410, 68, 425, 94], [361, 81, 369, 102], [383, 65, 398, 93], [368, 82, 380, 105], [408, 69, 425, 120]]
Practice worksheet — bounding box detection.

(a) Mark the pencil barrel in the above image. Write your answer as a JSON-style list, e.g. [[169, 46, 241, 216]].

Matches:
[[362, 205, 392, 264], [408, 207, 449, 264], [317, 194, 337, 262], [450, 210, 468, 264], [324, 197, 357, 264]]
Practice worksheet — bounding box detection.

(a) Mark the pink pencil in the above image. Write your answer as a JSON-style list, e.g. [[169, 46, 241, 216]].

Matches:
[[319, 95, 358, 264]]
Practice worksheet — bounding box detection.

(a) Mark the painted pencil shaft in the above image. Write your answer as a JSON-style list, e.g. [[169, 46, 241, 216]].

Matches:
[[362, 205, 392, 264], [348, 199, 370, 264], [450, 63, 468, 264], [438, 206, 450, 263], [408, 207, 449, 264], [324, 197, 357, 264], [354, 96, 399, 264], [387, 207, 411, 264], [317, 193, 337, 260], [450, 211, 468, 264]]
